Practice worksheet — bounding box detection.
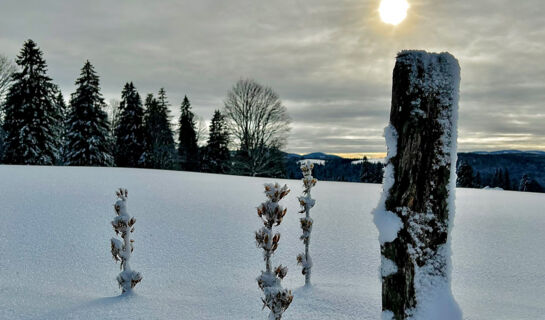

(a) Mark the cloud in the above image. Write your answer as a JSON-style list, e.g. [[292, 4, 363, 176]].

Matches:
[[1, 0, 544, 154]]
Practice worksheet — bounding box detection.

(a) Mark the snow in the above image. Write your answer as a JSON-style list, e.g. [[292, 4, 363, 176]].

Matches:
[[382, 310, 395, 320], [373, 209, 402, 245], [1, 165, 545, 319], [298, 159, 325, 166], [373, 124, 401, 245], [351, 158, 385, 165], [380, 256, 398, 278], [482, 186, 503, 190]]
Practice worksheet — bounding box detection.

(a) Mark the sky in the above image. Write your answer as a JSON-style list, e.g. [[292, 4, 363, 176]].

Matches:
[[1, 0, 544, 157]]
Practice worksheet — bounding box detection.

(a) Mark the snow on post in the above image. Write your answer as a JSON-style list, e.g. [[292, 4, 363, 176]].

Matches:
[[373, 51, 462, 319], [255, 183, 293, 320], [111, 188, 142, 294], [296, 162, 317, 287]]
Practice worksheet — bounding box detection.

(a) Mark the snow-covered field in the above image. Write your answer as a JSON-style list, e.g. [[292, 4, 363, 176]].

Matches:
[[1, 166, 544, 320]]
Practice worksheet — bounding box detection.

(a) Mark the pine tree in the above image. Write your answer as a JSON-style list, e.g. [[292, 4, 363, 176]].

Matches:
[[0, 127, 5, 162], [142, 90, 175, 169], [519, 174, 544, 193], [2, 40, 62, 164], [177, 95, 199, 171], [456, 162, 474, 188], [360, 156, 374, 182], [361, 157, 384, 184], [64, 61, 113, 166], [55, 90, 68, 163], [474, 171, 482, 188], [491, 168, 504, 188], [503, 168, 511, 190], [114, 82, 146, 167], [55, 91, 68, 125], [373, 162, 384, 183], [519, 174, 530, 191], [202, 110, 230, 173]]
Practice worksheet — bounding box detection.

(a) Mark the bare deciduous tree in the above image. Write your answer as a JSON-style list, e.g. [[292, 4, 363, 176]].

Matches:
[[0, 54, 16, 106], [107, 98, 121, 137], [223, 79, 290, 177], [194, 114, 208, 147]]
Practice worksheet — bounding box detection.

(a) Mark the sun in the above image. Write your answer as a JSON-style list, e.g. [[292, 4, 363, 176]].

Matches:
[[379, 0, 410, 25]]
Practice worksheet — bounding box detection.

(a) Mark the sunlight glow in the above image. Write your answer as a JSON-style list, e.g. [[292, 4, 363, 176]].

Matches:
[[379, 0, 410, 25]]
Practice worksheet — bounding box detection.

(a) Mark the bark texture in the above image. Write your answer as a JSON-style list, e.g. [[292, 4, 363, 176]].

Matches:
[[380, 51, 460, 319]]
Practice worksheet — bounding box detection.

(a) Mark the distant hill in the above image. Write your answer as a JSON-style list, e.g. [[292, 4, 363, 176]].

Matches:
[[284, 150, 545, 192], [458, 151, 545, 190], [472, 150, 545, 156], [287, 152, 342, 160]]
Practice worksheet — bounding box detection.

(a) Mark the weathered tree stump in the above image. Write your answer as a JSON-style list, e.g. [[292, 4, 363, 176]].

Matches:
[[374, 50, 462, 319]]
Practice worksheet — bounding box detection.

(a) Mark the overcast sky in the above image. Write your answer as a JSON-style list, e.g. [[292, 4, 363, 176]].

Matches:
[[1, 0, 544, 156]]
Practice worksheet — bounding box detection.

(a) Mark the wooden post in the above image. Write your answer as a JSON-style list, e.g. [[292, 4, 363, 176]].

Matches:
[[375, 50, 461, 319]]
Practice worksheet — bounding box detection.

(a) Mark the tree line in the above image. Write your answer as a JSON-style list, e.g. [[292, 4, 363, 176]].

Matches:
[[0, 40, 290, 177], [456, 161, 543, 192]]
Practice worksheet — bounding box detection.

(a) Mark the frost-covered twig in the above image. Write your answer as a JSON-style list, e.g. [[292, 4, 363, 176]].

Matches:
[[111, 188, 142, 294], [296, 162, 317, 287], [255, 183, 293, 320]]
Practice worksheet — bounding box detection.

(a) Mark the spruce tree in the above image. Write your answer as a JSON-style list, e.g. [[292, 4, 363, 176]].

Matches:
[[202, 110, 230, 173], [491, 168, 503, 188], [177, 95, 199, 171], [503, 169, 511, 190], [519, 174, 543, 192], [474, 171, 482, 188], [360, 156, 374, 182], [142, 90, 175, 169], [373, 162, 384, 183], [55, 90, 68, 163], [114, 82, 146, 167], [2, 40, 61, 164], [456, 162, 474, 188], [64, 61, 113, 166], [0, 127, 5, 162], [55, 91, 68, 127]]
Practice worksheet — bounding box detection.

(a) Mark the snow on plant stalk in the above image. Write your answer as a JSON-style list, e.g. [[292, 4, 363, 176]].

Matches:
[[111, 188, 142, 294], [255, 183, 293, 320], [296, 162, 317, 287]]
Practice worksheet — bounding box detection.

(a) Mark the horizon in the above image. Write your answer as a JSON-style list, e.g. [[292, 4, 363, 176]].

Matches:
[[1, 0, 544, 154], [296, 149, 545, 160]]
